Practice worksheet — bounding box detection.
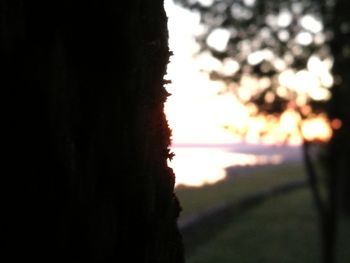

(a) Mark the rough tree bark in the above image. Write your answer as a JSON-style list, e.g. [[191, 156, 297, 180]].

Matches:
[[2, 1, 184, 262]]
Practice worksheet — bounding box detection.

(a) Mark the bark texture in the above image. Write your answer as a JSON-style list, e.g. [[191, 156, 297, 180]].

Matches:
[[2, 1, 184, 262]]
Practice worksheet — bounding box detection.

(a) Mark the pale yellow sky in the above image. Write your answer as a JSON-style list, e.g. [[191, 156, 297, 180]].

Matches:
[[163, 0, 332, 146], [164, 0, 249, 144], [163, 0, 334, 187]]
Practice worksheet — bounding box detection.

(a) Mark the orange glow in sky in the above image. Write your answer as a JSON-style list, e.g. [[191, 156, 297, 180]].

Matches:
[[164, 1, 332, 146], [164, 1, 333, 187]]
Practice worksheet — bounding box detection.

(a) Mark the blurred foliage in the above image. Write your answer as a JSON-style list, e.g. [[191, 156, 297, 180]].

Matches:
[[172, 2, 350, 261], [173, 0, 337, 119]]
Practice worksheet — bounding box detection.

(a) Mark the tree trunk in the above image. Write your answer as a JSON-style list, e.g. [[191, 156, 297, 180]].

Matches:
[[2, 1, 184, 262], [328, 0, 350, 217], [302, 141, 337, 263]]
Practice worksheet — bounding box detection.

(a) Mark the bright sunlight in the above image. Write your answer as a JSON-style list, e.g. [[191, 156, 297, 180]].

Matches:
[[164, 0, 332, 187]]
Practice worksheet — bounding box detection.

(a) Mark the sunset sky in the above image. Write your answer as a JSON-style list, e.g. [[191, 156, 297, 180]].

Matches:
[[164, 0, 249, 144], [163, 0, 333, 146], [163, 0, 334, 187]]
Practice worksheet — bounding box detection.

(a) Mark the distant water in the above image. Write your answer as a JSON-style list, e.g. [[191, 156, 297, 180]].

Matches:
[[168, 144, 302, 187]]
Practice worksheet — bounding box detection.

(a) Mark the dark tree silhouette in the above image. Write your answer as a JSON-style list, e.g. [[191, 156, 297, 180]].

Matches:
[[2, 1, 184, 262], [323, 0, 350, 261], [172, 0, 349, 263], [327, 0, 350, 217]]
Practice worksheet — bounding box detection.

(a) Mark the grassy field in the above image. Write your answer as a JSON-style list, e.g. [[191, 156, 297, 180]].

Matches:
[[176, 163, 306, 219], [186, 188, 321, 263], [176, 163, 350, 263]]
